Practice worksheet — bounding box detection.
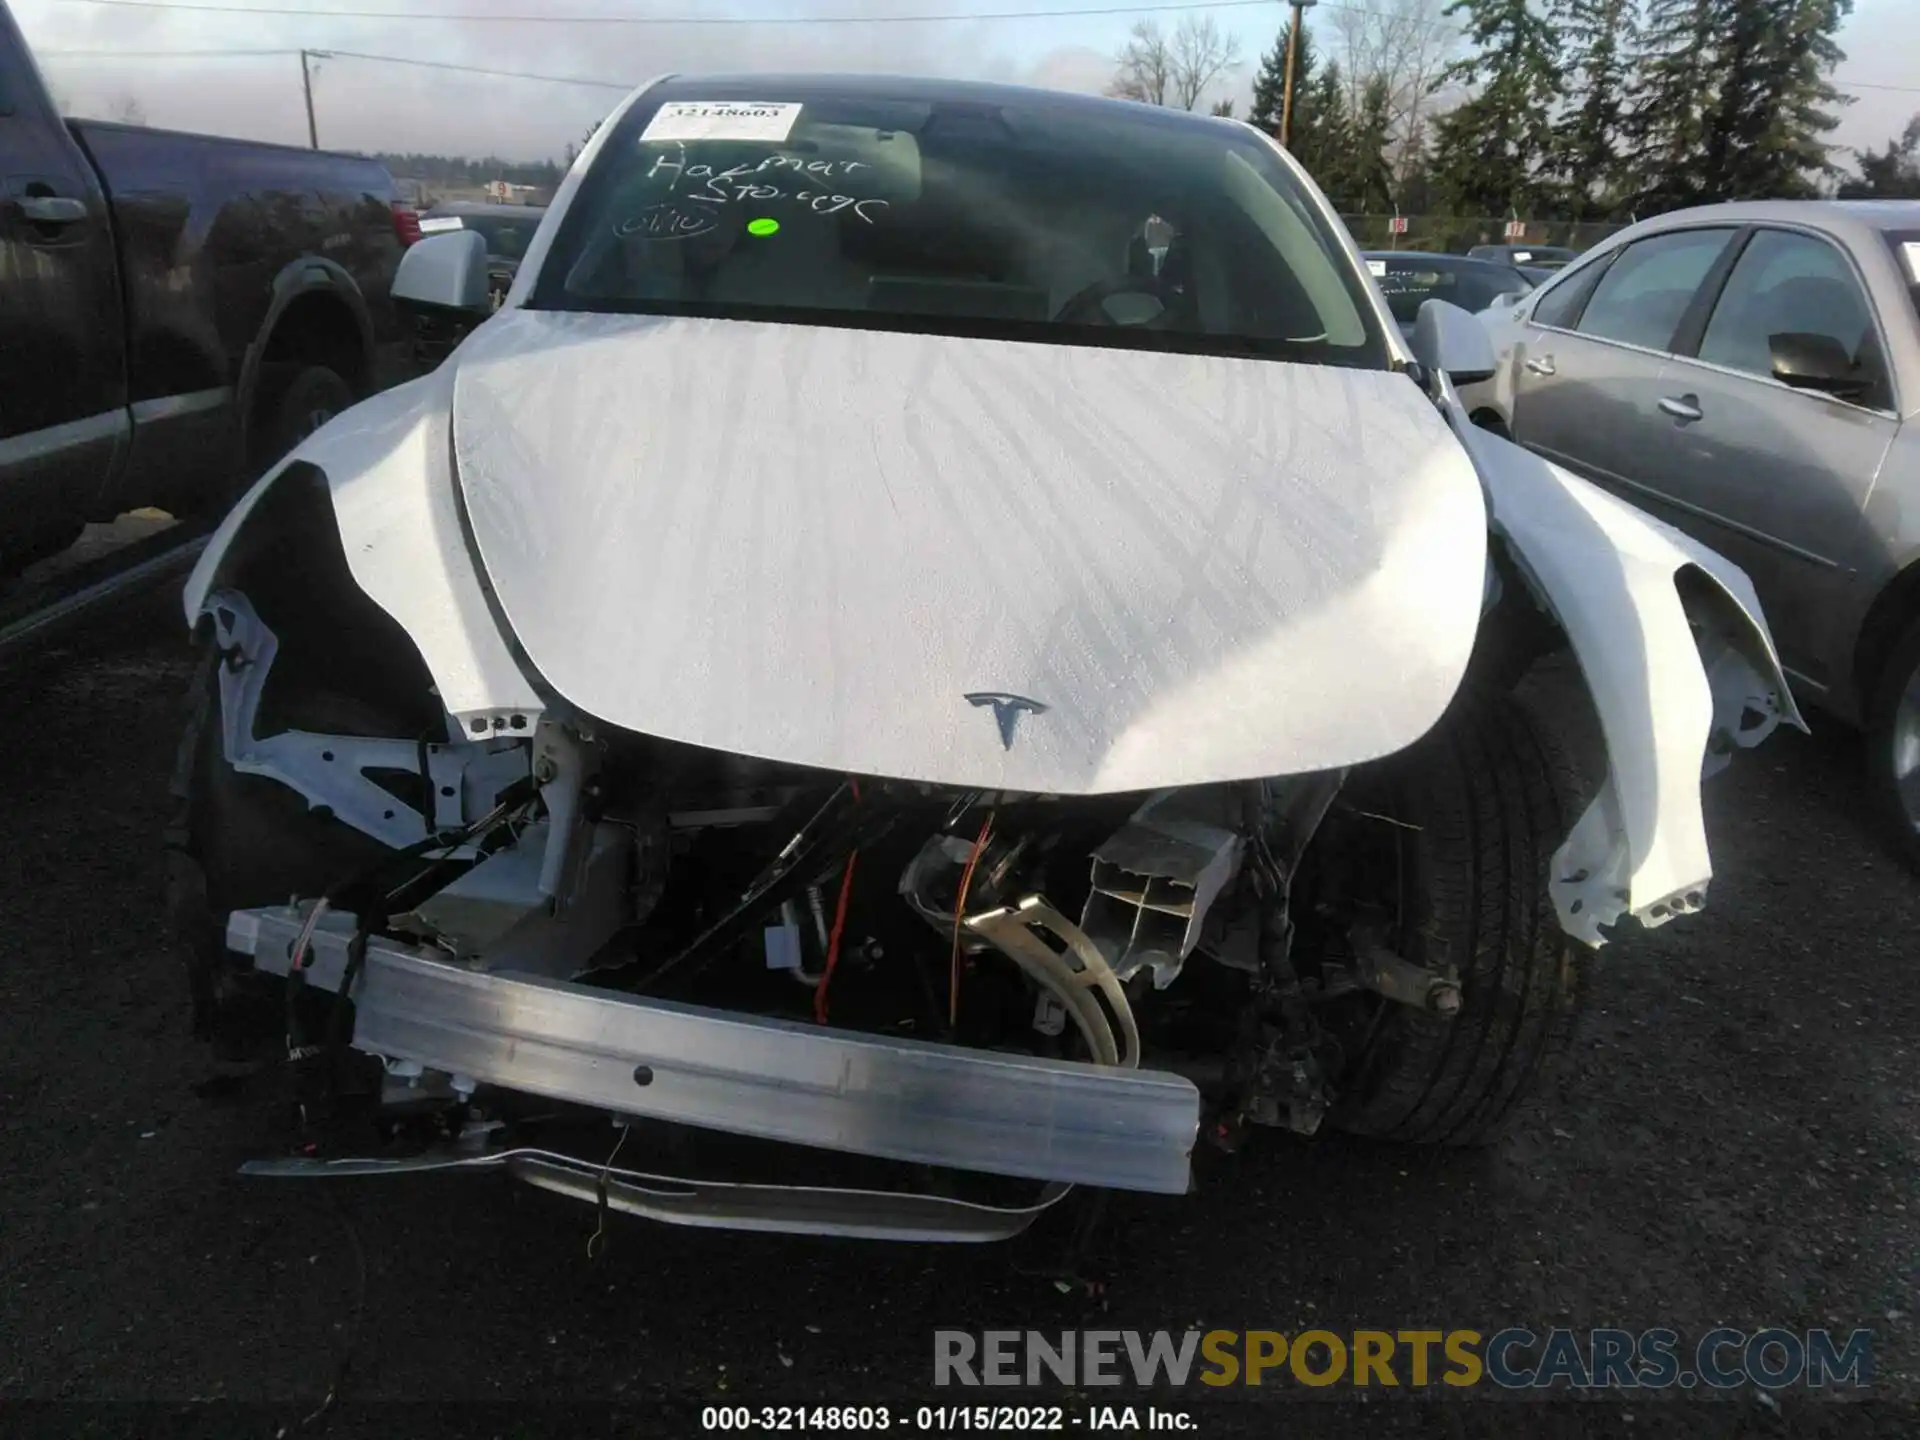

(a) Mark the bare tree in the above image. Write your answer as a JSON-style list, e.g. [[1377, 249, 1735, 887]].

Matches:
[[1170, 14, 1244, 112], [1211, 98, 1237, 118], [110, 94, 148, 126], [1109, 20, 1173, 106], [1328, 0, 1461, 179], [1112, 15, 1244, 112]]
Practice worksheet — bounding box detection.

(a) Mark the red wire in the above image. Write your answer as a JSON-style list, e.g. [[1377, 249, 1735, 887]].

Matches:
[[814, 850, 859, 1025], [949, 811, 995, 1031], [813, 778, 864, 1025]]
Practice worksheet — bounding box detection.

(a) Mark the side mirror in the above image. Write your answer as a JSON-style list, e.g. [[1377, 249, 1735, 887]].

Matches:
[[1411, 298, 1497, 386], [393, 229, 490, 313], [1769, 331, 1869, 400]]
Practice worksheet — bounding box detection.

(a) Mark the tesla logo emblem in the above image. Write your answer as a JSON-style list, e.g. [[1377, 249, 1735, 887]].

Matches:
[[965, 692, 1048, 751]]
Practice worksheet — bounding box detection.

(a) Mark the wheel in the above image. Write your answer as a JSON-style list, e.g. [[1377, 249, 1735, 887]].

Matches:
[[256, 363, 354, 472], [1322, 688, 1588, 1147], [166, 642, 396, 1059], [1866, 612, 1920, 873]]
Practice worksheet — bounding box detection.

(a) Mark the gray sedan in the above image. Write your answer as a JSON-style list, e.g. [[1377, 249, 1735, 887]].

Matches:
[[1464, 200, 1920, 863]]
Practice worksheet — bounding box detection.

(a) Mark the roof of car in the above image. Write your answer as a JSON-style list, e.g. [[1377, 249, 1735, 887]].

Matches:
[[426, 201, 546, 218], [644, 72, 1247, 139], [1363, 250, 1511, 265], [1621, 199, 1920, 246]]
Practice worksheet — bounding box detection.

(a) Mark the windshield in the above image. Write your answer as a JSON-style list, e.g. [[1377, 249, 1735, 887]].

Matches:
[[529, 81, 1387, 368], [1372, 259, 1531, 322]]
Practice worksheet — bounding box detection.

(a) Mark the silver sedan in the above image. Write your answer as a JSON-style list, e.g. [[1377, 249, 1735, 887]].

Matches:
[[1463, 200, 1920, 865]]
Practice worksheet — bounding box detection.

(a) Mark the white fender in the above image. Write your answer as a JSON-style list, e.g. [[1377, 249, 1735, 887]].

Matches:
[[182, 367, 544, 739], [1458, 415, 1806, 945]]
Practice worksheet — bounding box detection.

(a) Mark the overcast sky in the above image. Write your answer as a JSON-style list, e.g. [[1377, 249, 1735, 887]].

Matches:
[[18, 0, 1918, 174]]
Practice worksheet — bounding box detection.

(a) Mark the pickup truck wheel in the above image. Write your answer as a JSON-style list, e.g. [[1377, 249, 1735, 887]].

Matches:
[[1866, 613, 1920, 872], [166, 641, 398, 1061], [1325, 688, 1587, 1147], [258, 364, 354, 470]]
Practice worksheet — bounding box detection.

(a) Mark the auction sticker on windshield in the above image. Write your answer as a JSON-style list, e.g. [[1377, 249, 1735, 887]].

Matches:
[[641, 101, 803, 144]]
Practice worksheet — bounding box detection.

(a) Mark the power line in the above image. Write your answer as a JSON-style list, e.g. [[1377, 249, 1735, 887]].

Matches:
[[326, 48, 632, 88], [41, 45, 299, 56], [43, 43, 1920, 98], [39, 45, 636, 86], [1835, 78, 1920, 95], [56, 0, 1285, 24]]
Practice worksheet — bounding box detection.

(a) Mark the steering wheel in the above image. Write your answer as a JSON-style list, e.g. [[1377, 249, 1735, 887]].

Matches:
[[1052, 273, 1173, 327]]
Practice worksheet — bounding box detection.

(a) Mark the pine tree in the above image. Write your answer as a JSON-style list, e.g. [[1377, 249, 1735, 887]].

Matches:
[[1428, 0, 1563, 217], [1347, 74, 1398, 213], [1630, 0, 1853, 208], [1739, 0, 1852, 197], [1551, 0, 1637, 218], [1697, 0, 1779, 196], [1250, 22, 1316, 138], [1294, 60, 1353, 204], [1838, 114, 1920, 198], [1624, 0, 1719, 210]]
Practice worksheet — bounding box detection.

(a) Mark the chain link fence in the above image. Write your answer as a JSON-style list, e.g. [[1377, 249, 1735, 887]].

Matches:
[[1338, 214, 1633, 254]]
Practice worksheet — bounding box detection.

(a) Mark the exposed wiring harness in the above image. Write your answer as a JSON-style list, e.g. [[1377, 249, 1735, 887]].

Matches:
[[280, 775, 542, 1134], [811, 779, 863, 1025], [949, 808, 996, 1030], [811, 852, 860, 1025]]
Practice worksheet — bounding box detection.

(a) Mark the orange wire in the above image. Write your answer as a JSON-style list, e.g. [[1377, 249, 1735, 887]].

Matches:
[[813, 850, 859, 1025], [812, 776, 864, 1025], [949, 810, 995, 1032]]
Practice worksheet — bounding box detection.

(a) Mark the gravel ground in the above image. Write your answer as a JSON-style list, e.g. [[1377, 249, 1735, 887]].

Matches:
[[2, 591, 1916, 1438]]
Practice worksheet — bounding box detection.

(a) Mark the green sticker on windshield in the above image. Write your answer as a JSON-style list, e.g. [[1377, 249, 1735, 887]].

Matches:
[[747, 217, 780, 237]]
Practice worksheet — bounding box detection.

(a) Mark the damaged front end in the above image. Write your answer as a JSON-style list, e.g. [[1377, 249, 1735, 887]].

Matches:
[[172, 357, 1800, 1244], [178, 478, 1503, 1239], [197, 561, 1434, 1234]]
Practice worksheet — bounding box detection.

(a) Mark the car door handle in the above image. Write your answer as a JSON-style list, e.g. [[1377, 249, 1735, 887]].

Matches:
[[1524, 355, 1556, 376], [1658, 394, 1704, 424], [16, 195, 87, 224]]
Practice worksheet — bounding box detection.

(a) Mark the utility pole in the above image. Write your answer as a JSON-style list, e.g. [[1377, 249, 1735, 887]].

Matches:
[[300, 49, 321, 149], [1279, 0, 1317, 149]]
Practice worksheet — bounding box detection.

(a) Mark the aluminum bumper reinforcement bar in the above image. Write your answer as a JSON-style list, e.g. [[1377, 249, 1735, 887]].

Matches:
[[229, 905, 1200, 1195]]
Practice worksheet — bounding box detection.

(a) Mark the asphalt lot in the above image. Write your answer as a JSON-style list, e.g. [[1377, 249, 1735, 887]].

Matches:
[[2, 587, 1917, 1437]]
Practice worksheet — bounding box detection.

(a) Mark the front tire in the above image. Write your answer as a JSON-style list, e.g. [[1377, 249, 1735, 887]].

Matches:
[[166, 642, 396, 1056], [1327, 689, 1588, 1147], [1866, 613, 1920, 874]]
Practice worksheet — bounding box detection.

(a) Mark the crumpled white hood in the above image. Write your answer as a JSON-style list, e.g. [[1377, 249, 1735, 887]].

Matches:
[[450, 310, 1487, 793]]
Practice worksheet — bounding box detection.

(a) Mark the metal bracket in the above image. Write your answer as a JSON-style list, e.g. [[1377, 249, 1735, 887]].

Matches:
[[203, 588, 530, 851], [239, 1145, 1072, 1243], [1352, 943, 1462, 1014], [1080, 788, 1245, 990], [965, 896, 1141, 1069]]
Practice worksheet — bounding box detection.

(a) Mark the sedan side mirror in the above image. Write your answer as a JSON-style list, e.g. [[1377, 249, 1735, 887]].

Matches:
[[1768, 331, 1869, 400], [1411, 298, 1497, 386], [393, 229, 490, 313]]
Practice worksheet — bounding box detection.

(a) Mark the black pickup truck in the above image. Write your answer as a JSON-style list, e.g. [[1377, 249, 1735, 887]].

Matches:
[[0, 2, 417, 574]]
